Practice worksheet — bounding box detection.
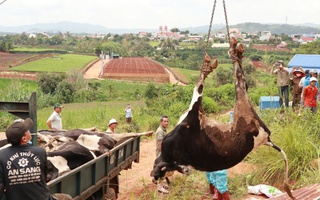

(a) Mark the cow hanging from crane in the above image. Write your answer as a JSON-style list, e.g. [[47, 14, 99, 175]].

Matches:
[[151, 38, 295, 199]]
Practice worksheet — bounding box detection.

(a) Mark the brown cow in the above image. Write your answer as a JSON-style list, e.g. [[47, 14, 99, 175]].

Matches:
[[151, 38, 294, 199]]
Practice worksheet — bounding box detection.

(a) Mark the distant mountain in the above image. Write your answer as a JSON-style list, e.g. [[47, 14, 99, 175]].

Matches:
[[222, 22, 320, 35], [0, 21, 225, 35], [180, 24, 225, 34], [0, 21, 157, 34], [0, 21, 319, 35]]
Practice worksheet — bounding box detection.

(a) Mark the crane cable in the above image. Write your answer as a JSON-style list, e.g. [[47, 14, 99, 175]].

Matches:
[[202, 0, 231, 69], [204, 0, 217, 54], [0, 0, 7, 6], [222, 0, 231, 44]]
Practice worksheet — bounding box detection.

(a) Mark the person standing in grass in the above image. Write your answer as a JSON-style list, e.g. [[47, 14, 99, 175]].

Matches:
[[206, 170, 230, 200], [290, 67, 305, 109], [271, 60, 290, 108], [302, 77, 318, 114], [46, 103, 63, 131], [124, 104, 133, 124], [155, 115, 170, 194]]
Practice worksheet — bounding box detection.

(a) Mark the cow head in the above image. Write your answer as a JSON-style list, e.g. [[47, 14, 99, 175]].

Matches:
[[46, 159, 59, 182], [150, 161, 179, 181], [151, 154, 190, 182]]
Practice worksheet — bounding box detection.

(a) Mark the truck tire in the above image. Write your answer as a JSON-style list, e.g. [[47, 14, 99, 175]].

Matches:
[[105, 188, 116, 200]]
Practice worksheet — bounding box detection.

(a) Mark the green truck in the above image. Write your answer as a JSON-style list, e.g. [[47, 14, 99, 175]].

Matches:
[[0, 93, 142, 199]]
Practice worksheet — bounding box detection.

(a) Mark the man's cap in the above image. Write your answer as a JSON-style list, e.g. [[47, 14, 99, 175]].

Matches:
[[5, 118, 33, 145], [310, 69, 318, 74], [310, 77, 318, 82], [108, 118, 118, 126], [277, 60, 284, 64], [293, 69, 305, 76], [54, 103, 63, 108]]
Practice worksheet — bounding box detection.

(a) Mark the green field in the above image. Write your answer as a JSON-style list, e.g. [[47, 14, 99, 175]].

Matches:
[[99, 79, 148, 95], [36, 101, 155, 133], [149, 41, 160, 47], [179, 42, 196, 49], [13, 47, 63, 52], [10, 54, 97, 72], [170, 63, 232, 85]]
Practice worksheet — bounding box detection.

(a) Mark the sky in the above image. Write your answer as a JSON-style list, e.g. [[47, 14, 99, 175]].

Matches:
[[0, 0, 319, 29]]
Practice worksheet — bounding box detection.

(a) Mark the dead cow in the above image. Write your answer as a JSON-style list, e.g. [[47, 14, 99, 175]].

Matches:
[[46, 141, 96, 181], [151, 38, 294, 199]]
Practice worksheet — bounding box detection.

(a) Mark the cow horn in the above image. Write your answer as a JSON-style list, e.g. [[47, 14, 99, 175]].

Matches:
[[161, 167, 166, 171]]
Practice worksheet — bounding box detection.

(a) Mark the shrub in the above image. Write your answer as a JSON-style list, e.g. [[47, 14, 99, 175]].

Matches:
[[54, 80, 75, 103], [37, 73, 67, 94], [203, 96, 219, 113]]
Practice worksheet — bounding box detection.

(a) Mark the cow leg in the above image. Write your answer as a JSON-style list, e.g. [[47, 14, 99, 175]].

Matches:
[[165, 177, 171, 185], [229, 38, 295, 200]]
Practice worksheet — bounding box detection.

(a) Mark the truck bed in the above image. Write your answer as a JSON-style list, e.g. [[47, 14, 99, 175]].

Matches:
[[48, 136, 140, 199]]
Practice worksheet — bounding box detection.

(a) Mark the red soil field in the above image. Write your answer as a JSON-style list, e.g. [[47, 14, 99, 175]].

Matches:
[[0, 52, 32, 69], [102, 57, 170, 83], [0, 72, 37, 81], [251, 45, 290, 52]]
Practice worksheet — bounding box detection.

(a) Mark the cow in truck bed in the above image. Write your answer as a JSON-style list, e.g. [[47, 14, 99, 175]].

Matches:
[[151, 38, 295, 199]]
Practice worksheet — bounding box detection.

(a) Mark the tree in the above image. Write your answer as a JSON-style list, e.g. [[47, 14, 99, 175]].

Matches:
[[50, 34, 64, 45], [180, 30, 190, 34], [55, 80, 75, 103], [170, 28, 180, 33], [216, 66, 233, 86], [261, 54, 277, 73], [37, 73, 67, 94], [145, 83, 158, 99], [296, 40, 320, 54]]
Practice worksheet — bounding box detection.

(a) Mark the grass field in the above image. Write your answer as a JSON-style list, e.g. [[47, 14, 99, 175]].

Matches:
[[13, 47, 63, 52], [170, 63, 232, 84], [149, 41, 160, 48], [179, 42, 196, 49], [37, 101, 154, 133], [10, 54, 97, 72]]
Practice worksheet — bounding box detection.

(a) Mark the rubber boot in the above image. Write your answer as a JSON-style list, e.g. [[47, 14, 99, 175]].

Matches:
[[209, 184, 215, 194], [206, 184, 215, 195], [217, 191, 230, 200], [212, 187, 218, 200], [222, 191, 230, 200]]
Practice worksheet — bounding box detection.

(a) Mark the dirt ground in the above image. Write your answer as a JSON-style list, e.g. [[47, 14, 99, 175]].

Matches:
[[83, 58, 105, 79], [116, 139, 268, 200]]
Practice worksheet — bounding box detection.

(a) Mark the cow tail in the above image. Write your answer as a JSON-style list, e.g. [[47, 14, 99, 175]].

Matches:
[[266, 142, 296, 200]]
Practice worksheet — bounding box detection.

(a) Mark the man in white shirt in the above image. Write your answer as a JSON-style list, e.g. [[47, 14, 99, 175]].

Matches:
[[46, 103, 63, 131]]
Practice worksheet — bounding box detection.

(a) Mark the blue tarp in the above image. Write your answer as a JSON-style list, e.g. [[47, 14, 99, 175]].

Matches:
[[288, 54, 320, 73]]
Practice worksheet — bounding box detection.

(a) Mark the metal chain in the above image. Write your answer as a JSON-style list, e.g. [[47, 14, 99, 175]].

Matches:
[[202, 0, 217, 73], [222, 0, 231, 44], [202, 0, 231, 72], [204, 0, 217, 53]]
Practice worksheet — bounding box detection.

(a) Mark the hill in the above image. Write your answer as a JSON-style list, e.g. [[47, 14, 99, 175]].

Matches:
[[225, 22, 320, 34], [0, 21, 319, 35]]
